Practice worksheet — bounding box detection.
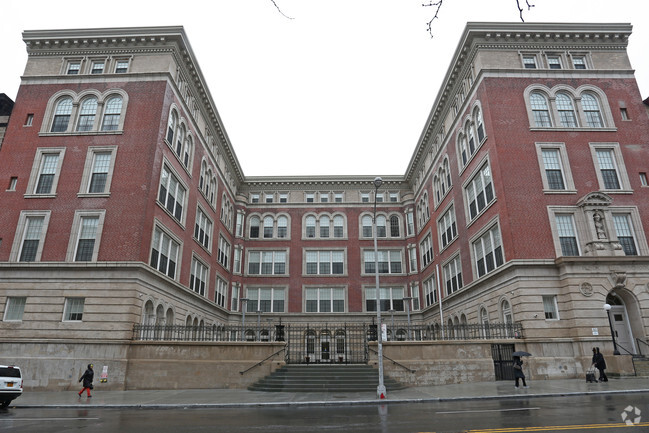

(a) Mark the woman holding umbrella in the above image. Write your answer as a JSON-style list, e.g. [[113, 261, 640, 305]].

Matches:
[[513, 351, 531, 389]]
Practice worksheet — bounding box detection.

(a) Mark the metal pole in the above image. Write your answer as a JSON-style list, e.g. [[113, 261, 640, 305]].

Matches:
[[372, 176, 386, 399], [604, 303, 621, 355]]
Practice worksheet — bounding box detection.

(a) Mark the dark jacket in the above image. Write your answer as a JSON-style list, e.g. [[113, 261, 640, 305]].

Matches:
[[513, 359, 525, 378], [79, 366, 94, 388], [592, 352, 607, 370]]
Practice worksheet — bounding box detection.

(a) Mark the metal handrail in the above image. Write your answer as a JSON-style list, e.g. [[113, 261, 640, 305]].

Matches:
[[614, 342, 635, 356], [239, 348, 285, 375], [636, 338, 649, 357], [369, 347, 416, 373]]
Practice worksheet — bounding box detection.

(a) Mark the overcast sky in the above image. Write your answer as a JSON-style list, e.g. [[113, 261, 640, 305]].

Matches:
[[2, 0, 647, 177]]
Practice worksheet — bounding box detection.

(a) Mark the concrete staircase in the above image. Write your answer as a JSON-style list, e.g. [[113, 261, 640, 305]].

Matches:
[[632, 355, 649, 376], [248, 364, 407, 392]]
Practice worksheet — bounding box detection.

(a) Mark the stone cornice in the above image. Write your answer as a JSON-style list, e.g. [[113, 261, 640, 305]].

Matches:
[[243, 175, 407, 189]]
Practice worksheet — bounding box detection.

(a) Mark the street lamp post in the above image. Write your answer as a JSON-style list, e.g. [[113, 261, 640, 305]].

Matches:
[[403, 296, 412, 340], [240, 298, 249, 341], [372, 176, 386, 399], [604, 303, 621, 355]]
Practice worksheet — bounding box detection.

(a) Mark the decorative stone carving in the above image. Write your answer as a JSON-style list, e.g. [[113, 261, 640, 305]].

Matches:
[[579, 282, 594, 297], [593, 211, 607, 239], [610, 271, 627, 289]]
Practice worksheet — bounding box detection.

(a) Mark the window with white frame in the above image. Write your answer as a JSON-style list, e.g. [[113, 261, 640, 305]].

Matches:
[[305, 287, 345, 313], [466, 162, 495, 221], [522, 55, 537, 69], [320, 192, 329, 203], [438, 205, 457, 249], [63, 297, 85, 321], [71, 212, 104, 262], [215, 276, 227, 308], [233, 246, 243, 274], [613, 214, 638, 256], [389, 192, 399, 202], [472, 224, 504, 278], [76, 96, 98, 131], [305, 250, 344, 275], [582, 93, 604, 127], [250, 193, 260, 203], [263, 216, 274, 238], [406, 210, 415, 236], [423, 276, 437, 307], [66, 61, 81, 75], [199, 160, 217, 206], [277, 216, 289, 238], [571, 55, 587, 69], [50, 97, 73, 132], [443, 255, 463, 295], [556, 93, 578, 127], [527, 87, 610, 129], [47, 92, 125, 134], [555, 214, 579, 256], [194, 207, 212, 250], [150, 225, 180, 279], [365, 287, 404, 312], [27, 149, 65, 196], [542, 295, 559, 320], [249, 216, 260, 238], [91, 60, 105, 74], [360, 192, 370, 203], [235, 212, 244, 237], [592, 146, 628, 191], [3, 297, 26, 321], [217, 236, 230, 269], [334, 192, 344, 203], [158, 164, 187, 223], [279, 193, 289, 203], [114, 59, 129, 73], [247, 250, 287, 275], [231, 283, 240, 311], [408, 245, 417, 273], [246, 288, 285, 313], [420, 234, 433, 268], [79, 147, 116, 195], [190, 257, 208, 296], [409, 282, 421, 311], [220, 196, 234, 232], [264, 193, 274, 203], [547, 55, 562, 69], [539, 147, 568, 190], [363, 250, 403, 274], [333, 215, 344, 238], [305, 192, 315, 203], [530, 92, 552, 127]]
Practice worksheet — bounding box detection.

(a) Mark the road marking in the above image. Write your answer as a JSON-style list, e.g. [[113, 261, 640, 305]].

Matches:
[[461, 421, 649, 432], [436, 407, 541, 414], [0, 418, 100, 421]]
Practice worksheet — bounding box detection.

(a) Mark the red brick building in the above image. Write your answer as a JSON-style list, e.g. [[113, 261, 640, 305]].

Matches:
[[1, 23, 648, 383]]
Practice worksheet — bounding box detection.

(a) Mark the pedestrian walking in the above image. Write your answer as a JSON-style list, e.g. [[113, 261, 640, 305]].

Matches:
[[591, 347, 608, 382], [513, 356, 528, 388], [78, 364, 94, 398]]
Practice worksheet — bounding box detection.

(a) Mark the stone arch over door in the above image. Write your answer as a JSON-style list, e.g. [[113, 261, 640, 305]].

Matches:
[[606, 288, 641, 354]]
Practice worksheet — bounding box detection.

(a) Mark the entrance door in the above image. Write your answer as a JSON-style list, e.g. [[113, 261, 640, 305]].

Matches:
[[492, 344, 515, 381], [610, 305, 635, 354]]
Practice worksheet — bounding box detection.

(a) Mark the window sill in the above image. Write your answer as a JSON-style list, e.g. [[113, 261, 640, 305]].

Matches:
[[24, 194, 57, 199], [530, 127, 617, 132], [39, 130, 123, 137], [542, 189, 577, 194], [77, 193, 111, 198]]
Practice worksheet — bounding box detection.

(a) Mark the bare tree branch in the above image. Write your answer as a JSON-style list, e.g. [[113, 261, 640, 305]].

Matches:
[[269, 0, 295, 20], [516, 0, 535, 22], [422, 0, 444, 38]]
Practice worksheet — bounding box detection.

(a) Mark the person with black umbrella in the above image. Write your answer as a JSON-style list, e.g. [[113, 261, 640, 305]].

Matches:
[[513, 351, 530, 389]]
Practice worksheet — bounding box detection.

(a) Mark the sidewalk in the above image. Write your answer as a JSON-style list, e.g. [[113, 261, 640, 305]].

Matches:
[[13, 377, 649, 409]]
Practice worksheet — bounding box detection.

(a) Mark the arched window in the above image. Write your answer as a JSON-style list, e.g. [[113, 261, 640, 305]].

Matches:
[[166, 110, 177, 143], [376, 215, 387, 238], [263, 216, 274, 238], [333, 215, 344, 238], [530, 92, 551, 127], [556, 93, 577, 127], [444, 159, 452, 189], [320, 215, 330, 238], [501, 299, 513, 324], [390, 215, 400, 237], [77, 97, 98, 131], [459, 134, 468, 166], [433, 175, 441, 203], [362, 215, 373, 238], [306, 215, 316, 238], [51, 97, 73, 132], [101, 96, 123, 131], [249, 216, 260, 238], [582, 93, 604, 127], [184, 135, 193, 168], [176, 124, 186, 157], [474, 107, 485, 142], [277, 216, 288, 238], [466, 123, 476, 155], [199, 161, 207, 190]]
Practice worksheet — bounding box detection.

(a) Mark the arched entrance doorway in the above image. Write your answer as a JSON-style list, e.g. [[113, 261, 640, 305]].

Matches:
[[606, 291, 638, 354]]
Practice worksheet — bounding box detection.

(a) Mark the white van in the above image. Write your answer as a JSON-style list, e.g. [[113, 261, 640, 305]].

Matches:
[[0, 365, 23, 408]]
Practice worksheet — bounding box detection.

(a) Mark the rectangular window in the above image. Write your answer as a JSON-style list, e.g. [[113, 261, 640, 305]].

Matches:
[[74, 216, 99, 261], [365, 287, 404, 312], [409, 283, 420, 311], [150, 226, 180, 279], [194, 207, 212, 250], [572, 56, 586, 69], [235, 212, 244, 237], [233, 246, 243, 274], [541, 149, 566, 190], [443, 255, 463, 296], [8, 177, 17, 191], [158, 164, 186, 221], [63, 297, 85, 321], [556, 214, 580, 256], [264, 194, 273, 203], [363, 250, 402, 274], [79, 147, 116, 196], [375, 192, 384, 203], [231, 283, 240, 312], [190, 257, 208, 296], [305, 250, 344, 275], [522, 56, 537, 69], [25, 113, 34, 126], [438, 205, 457, 249], [320, 193, 329, 203], [640, 173, 648, 187], [3, 297, 27, 321], [547, 56, 562, 69], [334, 193, 344, 203], [67, 62, 81, 75], [620, 108, 629, 121], [279, 193, 289, 203], [215, 277, 227, 307], [246, 288, 285, 313], [87, 152, 111, 193], [389, 192, 399, 202], [473, 224, 504, 278], [613, 214, 638, 256], [250, 194, 260, 203], [305, 193, 315, 203], [218, 236, 230, 269], [419, 235, 433, 267], [595, 149, 621, 190], [19, 216, 45, 262], [247, 250, 286, 275], [91, 61, 105, 74], [361, 193, 370, 203], [406, 210, 415, 236], [466, 163, 495, 221], [305, 287, 345, 313], [423, 277, 437, 307], [115, 60, 129, 73], [408, 245, 417, 273], [35, 153, 59, 194], [542, 295, 559, 320]]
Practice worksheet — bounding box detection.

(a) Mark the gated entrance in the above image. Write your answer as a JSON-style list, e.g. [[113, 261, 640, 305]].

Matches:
[[491, 343, 515, 380], [285, 323, 369, 364]]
